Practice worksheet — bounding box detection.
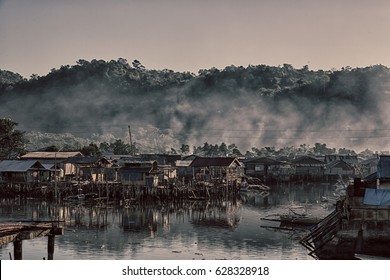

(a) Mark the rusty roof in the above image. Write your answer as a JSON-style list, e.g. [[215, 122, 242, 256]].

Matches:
[[21, 152, 83, 159], [190, 157, 240, 167]]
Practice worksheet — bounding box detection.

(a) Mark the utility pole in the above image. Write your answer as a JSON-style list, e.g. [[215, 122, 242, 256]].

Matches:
[[54, 151, 58, 202], [54, 146, 63, 203], [128, 125, 134, 156]]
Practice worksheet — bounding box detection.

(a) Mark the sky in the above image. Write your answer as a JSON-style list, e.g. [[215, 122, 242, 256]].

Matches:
[[1, 0, 390, 78]]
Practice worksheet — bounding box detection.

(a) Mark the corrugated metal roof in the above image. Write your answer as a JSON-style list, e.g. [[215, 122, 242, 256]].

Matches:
[[244, 157, 281, 165], [361, 157, 379, 166], [292, 156, 325, 165], [364, 172, 377, 182], [41, 163, 55, 170], [0, 160, 46, 172], [190, 157, 239, 167], [377, 155, 390, 179], [175, 160, 192, 167], [21, 152, 83, 159], [326, 160, 353, 170], [65, 157, 99, 164]]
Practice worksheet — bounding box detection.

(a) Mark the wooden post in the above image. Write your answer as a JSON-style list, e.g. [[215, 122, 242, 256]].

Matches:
[[47, 234, 55, 260], [355, 228, 364, 253], [14, 240, 22, 260], [54, 152, 58, 202]]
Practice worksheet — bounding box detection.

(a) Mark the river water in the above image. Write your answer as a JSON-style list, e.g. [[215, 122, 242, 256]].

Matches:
[[0, 182, 336, 260]]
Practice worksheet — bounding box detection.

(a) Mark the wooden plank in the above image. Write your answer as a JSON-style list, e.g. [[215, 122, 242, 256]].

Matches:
[[19, 228, 51, 240], [0, 224, 63, 245], [0, 233, 18, 246]]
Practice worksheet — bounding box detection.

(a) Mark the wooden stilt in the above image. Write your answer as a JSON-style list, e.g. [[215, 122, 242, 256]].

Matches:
[[14, 240, 22, 260], [47, 234, 55, 260]]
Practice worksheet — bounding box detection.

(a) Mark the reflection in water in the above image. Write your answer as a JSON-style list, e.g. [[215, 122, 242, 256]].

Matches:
[[0, 182, 336, 260], [190, 200, 242, 230]]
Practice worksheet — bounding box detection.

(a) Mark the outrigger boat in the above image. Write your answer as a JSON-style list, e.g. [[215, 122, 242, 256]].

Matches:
[[240, 176, 270, 192], [239, 184, 270, 192], [279, 213, 321, 227], [261, 205, 321, 228]]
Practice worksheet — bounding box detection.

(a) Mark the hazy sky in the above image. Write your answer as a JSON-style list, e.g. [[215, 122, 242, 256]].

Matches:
[[1, 0, 390, 78]]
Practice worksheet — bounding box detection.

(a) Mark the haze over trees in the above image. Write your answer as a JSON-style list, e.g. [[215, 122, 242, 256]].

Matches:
[[0, 117, 384, 160], [1, 59, 390, 154]]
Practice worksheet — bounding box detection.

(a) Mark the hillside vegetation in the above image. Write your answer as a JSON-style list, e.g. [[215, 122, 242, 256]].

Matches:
[[1, 59, 390, 153]]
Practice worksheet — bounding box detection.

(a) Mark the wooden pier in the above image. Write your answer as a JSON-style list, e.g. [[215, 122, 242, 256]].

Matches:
[[0, 222, 64, 260], [300, 181, 390, 259]]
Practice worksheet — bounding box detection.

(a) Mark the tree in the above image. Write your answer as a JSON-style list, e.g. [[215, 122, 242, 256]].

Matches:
[[245, 150, 255, 158], [0, 119, 27, 159], [29, 74, 40, 80], [43, 145, 60, 152], [81, 143, 102, 157], [231, 148, 243, 157], [111, 139, 132, 155], [180, 144, 190, 154], [228, 143, 243, 157], [99, 142, 112, 154], [132, 60, 145, 71], [358, 148, 374, 159], [219, 142, 228, 156], [299, 144, 310, 154], [312, 143, 335, 155]]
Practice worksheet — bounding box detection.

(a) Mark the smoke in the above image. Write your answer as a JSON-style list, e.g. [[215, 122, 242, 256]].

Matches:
[[159, 67, 390, 153], [2, 64, 390, 154]]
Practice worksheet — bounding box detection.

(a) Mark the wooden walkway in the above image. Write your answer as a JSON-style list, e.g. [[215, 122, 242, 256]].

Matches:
[[299, 209, 342, 259], [0, 222, 64, 260]]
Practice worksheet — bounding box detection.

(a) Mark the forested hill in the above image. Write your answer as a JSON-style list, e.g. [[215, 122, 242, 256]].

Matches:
[[1, 59, 390, 152]]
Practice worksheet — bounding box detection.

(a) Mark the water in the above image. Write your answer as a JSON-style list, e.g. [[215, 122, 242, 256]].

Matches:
[[0, 182, 336, 260]]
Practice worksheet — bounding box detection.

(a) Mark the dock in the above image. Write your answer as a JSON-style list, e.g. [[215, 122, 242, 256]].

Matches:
[[0, 221, 64, 260], [300, 180, 390, 259]]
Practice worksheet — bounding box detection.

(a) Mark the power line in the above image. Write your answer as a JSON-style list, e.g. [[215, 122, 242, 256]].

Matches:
[[18, 122, 390, 143], [19, 123, 390, 133]]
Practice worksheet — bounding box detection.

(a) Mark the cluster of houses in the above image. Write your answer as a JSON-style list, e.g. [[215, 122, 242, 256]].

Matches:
[[0, 151, 383, 190]]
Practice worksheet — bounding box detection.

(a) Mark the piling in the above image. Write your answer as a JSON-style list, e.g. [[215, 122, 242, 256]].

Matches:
[[1, 222, 64, 260], [47, 234, 55, 260], [14, 240, 22, 260]]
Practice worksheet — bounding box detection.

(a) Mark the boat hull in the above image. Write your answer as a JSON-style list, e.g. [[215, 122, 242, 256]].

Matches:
[[280, 215, 321, 227]]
